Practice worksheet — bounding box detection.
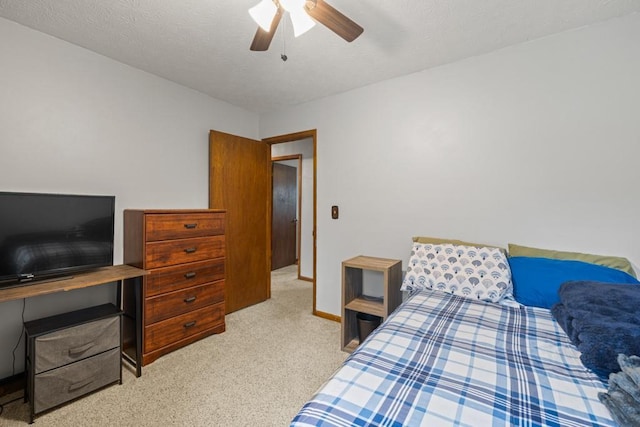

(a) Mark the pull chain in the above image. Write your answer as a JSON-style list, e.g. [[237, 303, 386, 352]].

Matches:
[[281, 13, 288, 61]]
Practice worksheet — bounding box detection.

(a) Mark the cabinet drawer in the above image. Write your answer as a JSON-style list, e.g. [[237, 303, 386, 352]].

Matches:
[[34, 316, 120, 374], [145, 213, 224, 241], [144, 303, 224, 353], [34, 347, 120, 414], [145, 236, 225, 269], [145, 259, 225, 297], [145, 281, 224, 325]]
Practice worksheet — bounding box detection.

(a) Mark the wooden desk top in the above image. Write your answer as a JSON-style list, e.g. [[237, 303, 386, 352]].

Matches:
[[0, 264, 147, 304]]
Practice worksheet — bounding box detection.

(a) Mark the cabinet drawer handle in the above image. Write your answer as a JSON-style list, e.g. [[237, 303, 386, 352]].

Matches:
[[68, 342, 95, 357], [68, 377, 95, 392], [184, 321, 197, 328], [184, 247, 197, 254], [184, 272, 196, 279], [184, 296, 197, 303], [184, 223, 197, 229]]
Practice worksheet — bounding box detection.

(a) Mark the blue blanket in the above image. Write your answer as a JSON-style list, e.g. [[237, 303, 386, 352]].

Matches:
[[598, 354, 640, 427], [552, 281, 640, 376]]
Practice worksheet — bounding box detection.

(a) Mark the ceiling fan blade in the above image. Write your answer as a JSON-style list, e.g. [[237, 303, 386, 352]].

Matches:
[[250, 6, 284, 51], [305, 0, 363, 42]]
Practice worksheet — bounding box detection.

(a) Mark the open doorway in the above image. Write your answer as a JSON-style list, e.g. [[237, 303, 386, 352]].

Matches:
[[270, 138, 314, 282], [209, 129, 319, 316]]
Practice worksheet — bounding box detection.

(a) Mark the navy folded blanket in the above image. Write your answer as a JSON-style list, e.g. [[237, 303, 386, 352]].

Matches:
[[551, 281, 640, 376]]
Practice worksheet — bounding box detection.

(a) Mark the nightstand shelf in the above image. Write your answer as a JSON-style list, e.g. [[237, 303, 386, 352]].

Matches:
[[341, 256, 402, 352], [344, 297, 386, 317]]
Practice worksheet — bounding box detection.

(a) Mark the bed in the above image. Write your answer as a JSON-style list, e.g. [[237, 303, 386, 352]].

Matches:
[[292, 289, 614, 426], [292, 241, 640, 426]]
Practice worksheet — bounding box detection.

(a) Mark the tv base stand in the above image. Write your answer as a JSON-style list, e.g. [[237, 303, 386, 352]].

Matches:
[[0, 265, 147, 378]]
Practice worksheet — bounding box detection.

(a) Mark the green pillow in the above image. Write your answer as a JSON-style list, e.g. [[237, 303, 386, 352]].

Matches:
[[507, 243, 636, 278], [412, 236, 507, 255]]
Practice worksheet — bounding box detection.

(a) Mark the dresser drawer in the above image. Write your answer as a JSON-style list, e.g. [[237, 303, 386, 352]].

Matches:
[[145, 213, 224, 242], [34, 316, 120, 374], [144, 303, 224, 353], [145, 235, 225, 269], [145, 259, 225, 297], [34, 347, 120, 414], [145, 281, 225, 325]]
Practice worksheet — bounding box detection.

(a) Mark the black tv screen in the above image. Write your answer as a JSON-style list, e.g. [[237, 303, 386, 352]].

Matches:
[[0, 192, 115, 288]]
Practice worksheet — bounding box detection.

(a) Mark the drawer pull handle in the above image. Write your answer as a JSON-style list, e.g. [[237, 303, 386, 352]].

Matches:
[[184, 247, 197, 254], [184, 296, 197, 303], [68, 377, 95, 393], [68, 342, 95, 357], [184, 272, 197, 279], [184, 223, 198, 229], [184, 321, 197, 328]]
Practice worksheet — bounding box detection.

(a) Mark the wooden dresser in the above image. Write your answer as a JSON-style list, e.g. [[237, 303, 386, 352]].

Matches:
[[123, 209, 226, 365]]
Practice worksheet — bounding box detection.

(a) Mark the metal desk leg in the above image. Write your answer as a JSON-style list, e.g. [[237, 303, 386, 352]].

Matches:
[[134, 276, 142, 377], [121, 276, 142, 377]]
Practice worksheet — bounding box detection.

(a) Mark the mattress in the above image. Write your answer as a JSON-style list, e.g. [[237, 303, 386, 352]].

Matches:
[[291, 289, 614, 426]]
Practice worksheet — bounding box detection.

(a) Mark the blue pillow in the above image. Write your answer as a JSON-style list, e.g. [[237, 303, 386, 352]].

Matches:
[[509, 257, 640, 309]]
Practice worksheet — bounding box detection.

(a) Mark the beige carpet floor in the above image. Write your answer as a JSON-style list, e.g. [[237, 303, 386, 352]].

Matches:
[[0, 265, 347, 426]]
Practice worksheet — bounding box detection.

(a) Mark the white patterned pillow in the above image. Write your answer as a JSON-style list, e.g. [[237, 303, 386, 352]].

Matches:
[[402, 242, 436, 293], [402, 243, 513, 303]]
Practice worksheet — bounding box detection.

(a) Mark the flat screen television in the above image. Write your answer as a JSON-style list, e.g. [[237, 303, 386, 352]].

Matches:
[[0, 192, 115, 288]]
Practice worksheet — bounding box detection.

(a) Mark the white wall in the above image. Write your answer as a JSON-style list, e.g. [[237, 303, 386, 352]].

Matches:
[[260, 13, 640, 317], [0, 17, 259, 378], [2, 10, 639, 377], [272, 138, 314, 279]]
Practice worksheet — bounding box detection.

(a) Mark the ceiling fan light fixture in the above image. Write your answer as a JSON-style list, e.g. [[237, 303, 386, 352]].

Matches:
[[249, 0, 362, 51], [289, 9, 316, 37], [249, 0, 278, 32]]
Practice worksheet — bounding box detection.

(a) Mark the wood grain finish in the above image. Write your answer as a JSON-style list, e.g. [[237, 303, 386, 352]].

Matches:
[[271, 162, 297, 270], [143, 322, 226, 365], [145, 282, 224, 324], [249, 5, 283, 51], [123, 209, 226, 366], [341, 256, 403, 352], [144, 303, 224, 353], [145, 213, 224, 241], [306, 0, 364, 42], [145, 236, 225, 269], [0, 265, 147, 304], [145, 259, 224, 297], [209, 130, 270, 314]]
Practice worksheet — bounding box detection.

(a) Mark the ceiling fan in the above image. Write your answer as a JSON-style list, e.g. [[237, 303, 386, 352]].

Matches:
[[249, 0, 364, 51]]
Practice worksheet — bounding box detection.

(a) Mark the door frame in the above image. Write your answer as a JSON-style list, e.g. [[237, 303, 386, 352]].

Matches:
[[272, 155, 303, 275], [263, 130, 319, 316]]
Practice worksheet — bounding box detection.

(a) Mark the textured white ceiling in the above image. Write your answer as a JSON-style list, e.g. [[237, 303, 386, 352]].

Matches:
[[1, 0, 639, 113]]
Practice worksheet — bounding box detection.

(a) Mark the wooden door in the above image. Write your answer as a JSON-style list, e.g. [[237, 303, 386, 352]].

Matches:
[[271, 163, 297, 270], [209, 130, 270, 314]]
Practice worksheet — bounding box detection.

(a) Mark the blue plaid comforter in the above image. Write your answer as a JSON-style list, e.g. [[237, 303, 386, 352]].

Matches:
[[292, 290, 615, 426]]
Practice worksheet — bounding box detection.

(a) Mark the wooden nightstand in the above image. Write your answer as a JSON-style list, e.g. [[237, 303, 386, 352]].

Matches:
[[341, 256, 403, 352]]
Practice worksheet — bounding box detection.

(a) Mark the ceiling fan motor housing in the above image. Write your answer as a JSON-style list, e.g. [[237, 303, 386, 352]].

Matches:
[[273, 0, 317, 12]]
